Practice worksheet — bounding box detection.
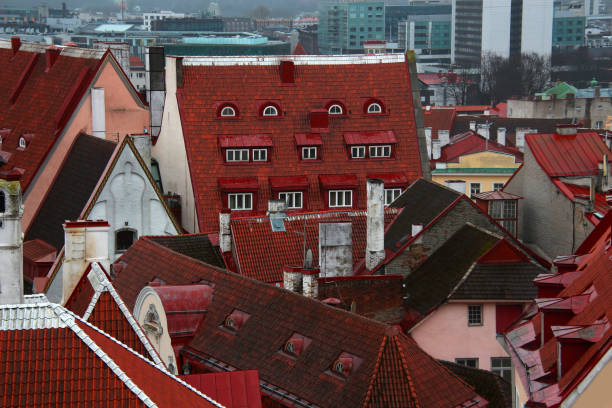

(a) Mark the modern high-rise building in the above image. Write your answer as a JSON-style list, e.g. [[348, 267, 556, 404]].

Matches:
[[397, 8, 452, 65], [318, 0, 385, 54], [386, 3, 452, 41], [553, 0, 586, 49], [451, 0, 553, 66]]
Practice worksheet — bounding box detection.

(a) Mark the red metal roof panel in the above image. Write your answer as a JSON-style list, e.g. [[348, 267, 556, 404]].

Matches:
[[218, 177, 258, 192], [269, 175, 309, 190], [294, 132, 323, 146], [218, 134, 273, 148], [367, 172, 409, 187], [344, 130, 397, 145], [319, 173, 359, 189]]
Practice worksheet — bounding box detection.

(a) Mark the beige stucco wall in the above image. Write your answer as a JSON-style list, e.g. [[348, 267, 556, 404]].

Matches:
[[564, 350, 612, 408], [23, 58, 150, 232]]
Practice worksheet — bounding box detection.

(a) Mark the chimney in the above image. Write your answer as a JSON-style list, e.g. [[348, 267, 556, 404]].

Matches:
[[145, 47, 166, 138], [556, 124, 578, 136], [302, 268, 319, 298], [310, 109, 328, 130], [11, 36, 21, 55], [469, 121, 476, 131], [219, 211, 232, 253], [91, 88, 106, 139], [0, 179, 24, 305], [366, 179, 385, 271], [319, 223, 352, 277], [432, 139, 441, 160], [497, 127, 507, 145], [283, 266, 303, 293], [477, 124, 490, 140], [424, 127, 432, 158], [515, 128, 534, 152], [601, 154, 609, 192], [45, 47, 61, 72], [280, 60, 295, 84], [130, 134, 152, 171], [438, 129, 450, 147], [62, 220, 110, 304], [411, 224, 423, 243], [589, 177, 596, 212]]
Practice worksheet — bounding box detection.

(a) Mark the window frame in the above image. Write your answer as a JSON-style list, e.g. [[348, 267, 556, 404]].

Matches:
[[279, 191, 303, 209], [252, 148, 268, 162], [328, 104, 344, 115], [384, 188, 402, 206], [467, 304, 483, 326], [302, 146, 318, 160], [262, 105, 279, 117], [493, 183, 504, 191], [329, 190, 353, 208], [115, 228, 138, 253], [491, 357, 512, 382], [228, 192, 253, 211], [470, 182, 481, 199], [455, 358, 479, 368], [367, 102, 383, 114], [369, 145, 391, 158], [351, 146, 366, 159], [220, 106, 237, 117], [225, 148, 249, 162], [18, 137, 27, 149]]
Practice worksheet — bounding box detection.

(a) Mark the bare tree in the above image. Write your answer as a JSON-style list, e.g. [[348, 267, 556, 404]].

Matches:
[[520, 53, 551, 96]]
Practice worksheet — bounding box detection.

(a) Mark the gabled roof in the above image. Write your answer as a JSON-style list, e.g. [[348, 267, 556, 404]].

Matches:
[[505, 211, 612, 407], [422, 107, 455, 139], [230, 208, 399, 283], [435, 131, 523, 164], [64, 262, 164, 367], [180, 371, 263, 408], [25, 133, 117, 249], [0, 41, 107, 190], [0, 302, 222, 408], [146, 233, 224, 267], [113, 238, 485, 408], [176, 54, 425, 232], [526, 131, 612, 177], [540, 82, 578, 99]]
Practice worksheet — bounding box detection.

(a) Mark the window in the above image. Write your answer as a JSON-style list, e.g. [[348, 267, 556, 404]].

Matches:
[[489, 199, 517, 235], [596, 121, 603, 129], [367, 103, 382, 114], [220, 106, 236, 117], [279, 192, 303, 209], [150, 159, 164, 192], [116, 229, 137, 252], [491, 357, 512, 381], [456, 358, 478, 368], [369, 145, 391, 158], [18, 137, 26, 149], [468, 305, 483, 326], [329, 190, 352, 207], [226, 149, 249, 162], [493, 183, 504, 191], [351, 146, 366, 158], [384, 188, 401, 205], [228, 193, 253, 210], [470, 183, 481, 198], [328, 104, 343, 115], [263, 105, 279, 116], [252, 148, 267, 161], [302, 146, 317, 160]]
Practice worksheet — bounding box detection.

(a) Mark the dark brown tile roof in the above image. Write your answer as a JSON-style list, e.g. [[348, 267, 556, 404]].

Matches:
[[25, 133, 116, 250], [146, 233, 224, 268], [441, 361, 512, 408]]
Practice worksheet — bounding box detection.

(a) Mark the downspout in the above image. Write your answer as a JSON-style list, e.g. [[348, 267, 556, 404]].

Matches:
[[572, 200, 576, 253]]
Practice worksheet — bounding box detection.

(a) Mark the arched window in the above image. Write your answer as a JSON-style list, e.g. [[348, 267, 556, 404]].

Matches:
[[220, 106, 236, 117], [333, 360, 345, 375], [18, 137, 27, 149], [0, 191, 5, 213], [116, 228, 137, 252], [284, 340, 295, 354], [328, 104, 343, 115], [367, 102, 382, 114], [262, 105, 279, 116]]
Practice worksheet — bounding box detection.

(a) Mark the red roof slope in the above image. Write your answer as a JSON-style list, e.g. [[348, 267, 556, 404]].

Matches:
[[506, 212, 612, 407], [526, 131, 612, 177], [180, 371, 263, 408], [230, 208, 399, 283], [176, 54, 424, 232], [113, 238, 485, 408], [0, 40, 106, 190], [22, 238, 56, 262], [422, 107, 455, 140], [436, 131, 523, 164]]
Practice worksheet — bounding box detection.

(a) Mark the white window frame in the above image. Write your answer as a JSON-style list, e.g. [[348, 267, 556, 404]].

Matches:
[[18, 137, 26, 149], [220, 106, 236, 117], [226, 149, 249, 162], [252, 148, 268, 162], [279, 191, 303, 209], [302, 146, 317, 160], [367, 102, 382, 113], [228, 193, 253, 210], [328, 104, 343, 115], [384, 188, 402, 206], [455, 358, 479, 368], [493, 183, 504, 191], [329, 190, 353, 207], [351, 146, 366, 158], [468, 304, 483, 326], [369, 145, 391, 158], [262, 105, 279, 116], [491, 357, 512, 382], [470, 182, 481, 198]]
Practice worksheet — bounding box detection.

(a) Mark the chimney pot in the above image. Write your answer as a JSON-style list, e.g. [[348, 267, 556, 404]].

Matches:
[[45, 47, 61, 72], [11, 36, 21, 55], [280, 60, 295, 84]]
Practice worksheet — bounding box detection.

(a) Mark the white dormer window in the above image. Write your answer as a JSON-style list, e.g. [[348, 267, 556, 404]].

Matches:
[[328, 104, 343, 115], [18, 137, 26, 149], [220, 106, 236, 117], [367, 103, 382, 114], [263, 105, 279, 116]]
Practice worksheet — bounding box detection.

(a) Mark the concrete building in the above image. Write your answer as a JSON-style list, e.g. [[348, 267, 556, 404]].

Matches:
[[397, 5, 452, 65], [143, 11, 186, 31], [452, 0, 553, 66], [553, 0, 587, 49], [318, 1, 385, 54]]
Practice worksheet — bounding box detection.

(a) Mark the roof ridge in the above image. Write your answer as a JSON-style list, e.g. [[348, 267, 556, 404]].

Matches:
[[393, 335, 421, 407], [181, 53, 406, 67], [361, 335, 388, 407]]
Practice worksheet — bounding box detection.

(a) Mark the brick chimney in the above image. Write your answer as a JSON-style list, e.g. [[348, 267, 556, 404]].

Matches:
[[469, 121, 476, 131], [45, 47, 61, 72], [319, 223, 352, 277], [11, 36, 21, 55], [280, 60, 295, 84], [432, 139, 441, 160], [366, 179, 385, 271], [283, 265, 303, 293], [0, 179, 24, 305], [477, 124, 490, 140], [219, 211, 232, 253], [497, 127, 506, 145]]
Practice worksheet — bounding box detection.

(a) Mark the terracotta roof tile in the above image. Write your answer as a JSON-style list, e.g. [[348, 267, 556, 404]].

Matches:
[[146, 233, 224, 267], [436, 131, 523, 164], [422, 107, 455, 140], [22, 239, 56, 262], [180, 370, 263, 408]]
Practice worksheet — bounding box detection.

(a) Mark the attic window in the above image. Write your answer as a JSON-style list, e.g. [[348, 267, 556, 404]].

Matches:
[[366, 102, 383, 114], [18, 137, 27, 149], [116, 228, 137, 252], [282, 333, 312, 357], [223, 309, 250, 332], [328, 103, 344, 115], [221, 106, 236, 117], [263, 105, 279, 117], [330, 352, 362, 378]]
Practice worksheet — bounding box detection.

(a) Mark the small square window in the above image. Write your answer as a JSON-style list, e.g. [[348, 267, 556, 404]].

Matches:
[[369, 145, 391, 158], [493, 183, 504, 191], [252, 148, 267, 162], [329, 190, 352, 207], [384, 188, 402, 205], [226, 149, 249, 162], [456, 358, 478, 368], [279, 191, 303, 209], [491, 357, 512, 382], [470, 183, 481, 198], [351, 146, 366, 158], [468, 305, 483, 326], [228, 193, 253, 210], [302, 146, 317, 160]]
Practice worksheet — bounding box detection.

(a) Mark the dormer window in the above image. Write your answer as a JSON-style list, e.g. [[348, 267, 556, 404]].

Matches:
[[18, 137, 27, 149], [328, 104, 343, 115], [367, 102, 382, 114], [282, 333, 312, 357], [329, 352, 362, 378], [223, 309, 250, 332], [17, 133, 33, 151], [333, 358, 350, 375], [221, 106, 236, 117], [217, 103, 239, 118], [263, 105, 279, 116]]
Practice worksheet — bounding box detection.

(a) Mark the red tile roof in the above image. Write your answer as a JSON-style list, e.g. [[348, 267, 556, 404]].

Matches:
[[435, 131, 523, 164], [422, 107, 455, 140], [112, 238, 485, 408], [0, 302, 221, 408], [0, 40, 107, 191], [176, 55, 424, 232], [506, 211, 612, 407], [22, 238, 56, 263], [526, 131, 612, 177], [130, 55, 145, 68], [472, 190, 522, 200], [230, 209, 399, 283], [180, 371, 263, 408]]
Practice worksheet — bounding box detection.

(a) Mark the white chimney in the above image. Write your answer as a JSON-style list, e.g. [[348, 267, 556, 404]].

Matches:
[[219, 211, 231, 253], [438, 130, 450, 147], [424, 127, 432, 159], [267, 199, 287, 215], [515, 128, 536, 152], [0, 180, 24, 305], [283, 266, 302, 293], [302, 269, 319, 298], [91, 87, 106, 139], [366, 179, 385, 271], [477, 124, 490, 140], [62, 220, 110, 304], [411, 224, 423, 243], [130, 134, 152, 171], [319, 223, 352, 277], [469, 121, 476, 131], [497, 127, 507, 145], [432, 139, 441, 160]]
